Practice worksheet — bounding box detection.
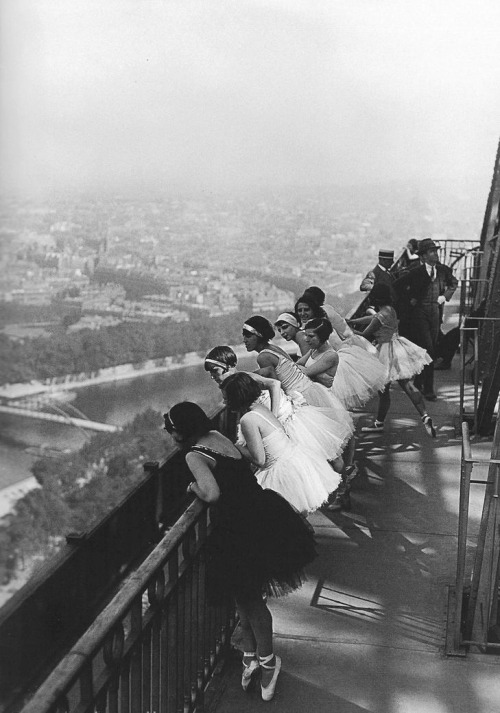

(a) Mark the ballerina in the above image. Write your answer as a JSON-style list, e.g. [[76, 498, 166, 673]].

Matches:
[[221, 372, 342, 514], [302, 286, 379, 354], [295, 286, 378, 356], [204, 345, 346, 473], [274, 312, 309, 356], [241, 315, 353, 434], [349, 283, 436, 438], [163, 401, 317, 701], [297, 317, 387, 412]]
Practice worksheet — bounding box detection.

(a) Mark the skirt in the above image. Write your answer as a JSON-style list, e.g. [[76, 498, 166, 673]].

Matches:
[[256, 441, 342, 514], [378, 336, 432, 382], [331, 344, 388, 410]]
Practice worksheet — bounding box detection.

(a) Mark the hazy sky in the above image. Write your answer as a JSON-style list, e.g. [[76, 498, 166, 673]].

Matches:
[[1, 0, 499, 195]]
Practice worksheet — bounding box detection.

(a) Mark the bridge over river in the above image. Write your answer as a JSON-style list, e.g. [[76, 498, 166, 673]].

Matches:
[[0, 404, 121, 433]]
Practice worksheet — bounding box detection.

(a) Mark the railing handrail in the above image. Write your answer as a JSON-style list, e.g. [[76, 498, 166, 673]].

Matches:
[[19, 498, 208, 713], [0, 405, 234, 711]]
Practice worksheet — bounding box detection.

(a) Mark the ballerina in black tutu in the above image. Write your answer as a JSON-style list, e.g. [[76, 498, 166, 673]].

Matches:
[[163, 402, 317, 702]]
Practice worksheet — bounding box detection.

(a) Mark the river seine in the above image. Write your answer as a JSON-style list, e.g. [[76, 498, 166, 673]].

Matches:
[[0, 354, 258, 489]]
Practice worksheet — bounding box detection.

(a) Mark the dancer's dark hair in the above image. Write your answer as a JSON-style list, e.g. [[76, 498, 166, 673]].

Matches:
[[204, 346, 237, 371], [303, 318, 333, 344], [294, 294, 325, 320], [163, 402, 212, 440], [303, 286, 326, 305], [242, 315, 275, 341], [221, 372, 262, 412]]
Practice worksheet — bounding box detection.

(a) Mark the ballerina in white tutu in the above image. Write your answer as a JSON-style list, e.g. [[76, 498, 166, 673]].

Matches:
[[302, 287, 379, 355], [204, 345, 350, 473], [222, 372, 342, 514], [296, 316, 387, 412], [274, 312, 309, 356], [241, 315, 353, 424], [349, 283, 436, 438], [295, 296, 387, 411]]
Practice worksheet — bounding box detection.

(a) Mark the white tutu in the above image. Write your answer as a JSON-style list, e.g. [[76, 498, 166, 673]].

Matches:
[[258, 349, 355, 444], [299, 380, 355, 436], [255, 424, 341, 513], [345, 333, 379, 356], [377, 336, 432, 382], [237, 389, 351, 461], [330, 344, 388, 410]]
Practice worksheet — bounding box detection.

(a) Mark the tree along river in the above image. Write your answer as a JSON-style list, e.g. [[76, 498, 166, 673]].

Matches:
[[0, 354, 258, 490]]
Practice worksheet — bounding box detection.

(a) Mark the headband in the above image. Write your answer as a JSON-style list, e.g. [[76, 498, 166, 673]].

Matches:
[[242, 323, 263, 338], [275, 313, 299, 329], [164, 410, 175, 430], [204, 358, 229, 370]]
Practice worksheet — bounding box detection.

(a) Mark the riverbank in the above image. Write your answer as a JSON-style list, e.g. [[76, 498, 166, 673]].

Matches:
[[0, 342, 278, 402]]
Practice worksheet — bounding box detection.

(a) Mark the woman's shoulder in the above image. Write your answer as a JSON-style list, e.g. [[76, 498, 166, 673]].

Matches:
[[378, 305, 395, 317], [258, 347, 280, 359], [377, 306, 397, 326], [316, 347, 338, 362], [243, 405, 276, 426], [191, 432, 241, 459]]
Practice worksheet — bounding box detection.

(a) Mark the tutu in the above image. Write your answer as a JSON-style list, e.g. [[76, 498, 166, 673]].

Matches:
[[372, 305, 433, 383], [249, 411, 341, 514], [378, 335, 432, 382], [191, 445, 317, 602], [237, 388, 351, 462], [305, 345, 387, 411], [344, 333, 379, 356], [332, 344, 388, 410], [259, 348, 355, 440]]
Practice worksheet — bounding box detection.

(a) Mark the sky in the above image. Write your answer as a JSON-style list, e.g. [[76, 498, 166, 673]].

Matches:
[[1, 0, 500, 196]]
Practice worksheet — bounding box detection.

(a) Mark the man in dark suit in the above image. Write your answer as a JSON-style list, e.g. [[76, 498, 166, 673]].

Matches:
[[393, 238, 458, 400], [359, 249, 395, 293]]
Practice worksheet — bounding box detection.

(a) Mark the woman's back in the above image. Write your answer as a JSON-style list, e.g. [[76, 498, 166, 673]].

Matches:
[[374, 305, 399, 343], [242, 407, 290, 467], [260, 348, 312, 394]]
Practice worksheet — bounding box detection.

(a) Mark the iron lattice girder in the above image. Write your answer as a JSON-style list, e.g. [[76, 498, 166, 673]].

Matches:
[[477, 139, 500, 435]]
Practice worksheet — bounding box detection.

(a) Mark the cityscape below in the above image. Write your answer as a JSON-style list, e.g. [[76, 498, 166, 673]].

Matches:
[[0, 178, 488, 605]]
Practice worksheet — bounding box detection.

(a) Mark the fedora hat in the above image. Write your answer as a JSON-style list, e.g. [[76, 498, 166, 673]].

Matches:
[[417, 238, 440, 255]]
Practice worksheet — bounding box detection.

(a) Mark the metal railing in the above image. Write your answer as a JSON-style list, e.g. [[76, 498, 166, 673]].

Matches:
[[446, 421, 500, 655], [18, 498, 235, 713], [0, 407, 237, 713], [458, 316, 500, 435], [458, 275, 487, 325], [438, 239, 482, 275]]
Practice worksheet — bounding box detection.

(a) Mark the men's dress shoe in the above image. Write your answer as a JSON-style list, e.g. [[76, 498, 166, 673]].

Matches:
[[361, 421, 384, 433], [423, 392, 437, 401], [435, 362, 451, 370]]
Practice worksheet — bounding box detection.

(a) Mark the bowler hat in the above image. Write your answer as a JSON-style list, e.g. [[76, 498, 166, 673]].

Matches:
[[417, 238, 440, 255]]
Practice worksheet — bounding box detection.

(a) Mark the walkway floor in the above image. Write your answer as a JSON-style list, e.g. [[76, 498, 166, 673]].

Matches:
[[209, 363, 500, 713]]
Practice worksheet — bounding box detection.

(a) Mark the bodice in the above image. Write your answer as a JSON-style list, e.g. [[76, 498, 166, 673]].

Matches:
[[305, 353, 335, 388], [261, 427, 291, 468], [256, 389, 305, 425], [374, 306, 399, 344], [189, 445, 260, 509], [260, 349, 313, 396]]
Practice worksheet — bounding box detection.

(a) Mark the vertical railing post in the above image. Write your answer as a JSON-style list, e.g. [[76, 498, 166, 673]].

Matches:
[[453, 421, 473, 651], [473, 330, 480, 435]]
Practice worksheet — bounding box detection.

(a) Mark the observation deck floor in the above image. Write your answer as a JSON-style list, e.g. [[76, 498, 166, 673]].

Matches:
[[209, 362, 500, 713]]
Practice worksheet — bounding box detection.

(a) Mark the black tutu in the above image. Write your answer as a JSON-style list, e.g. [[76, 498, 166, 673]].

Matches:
[[190, 445, 317, 602]]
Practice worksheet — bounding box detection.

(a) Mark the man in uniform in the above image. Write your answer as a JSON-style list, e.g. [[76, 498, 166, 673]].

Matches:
[[393, 238, 458, 400], [359, 249, 395, 293]]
